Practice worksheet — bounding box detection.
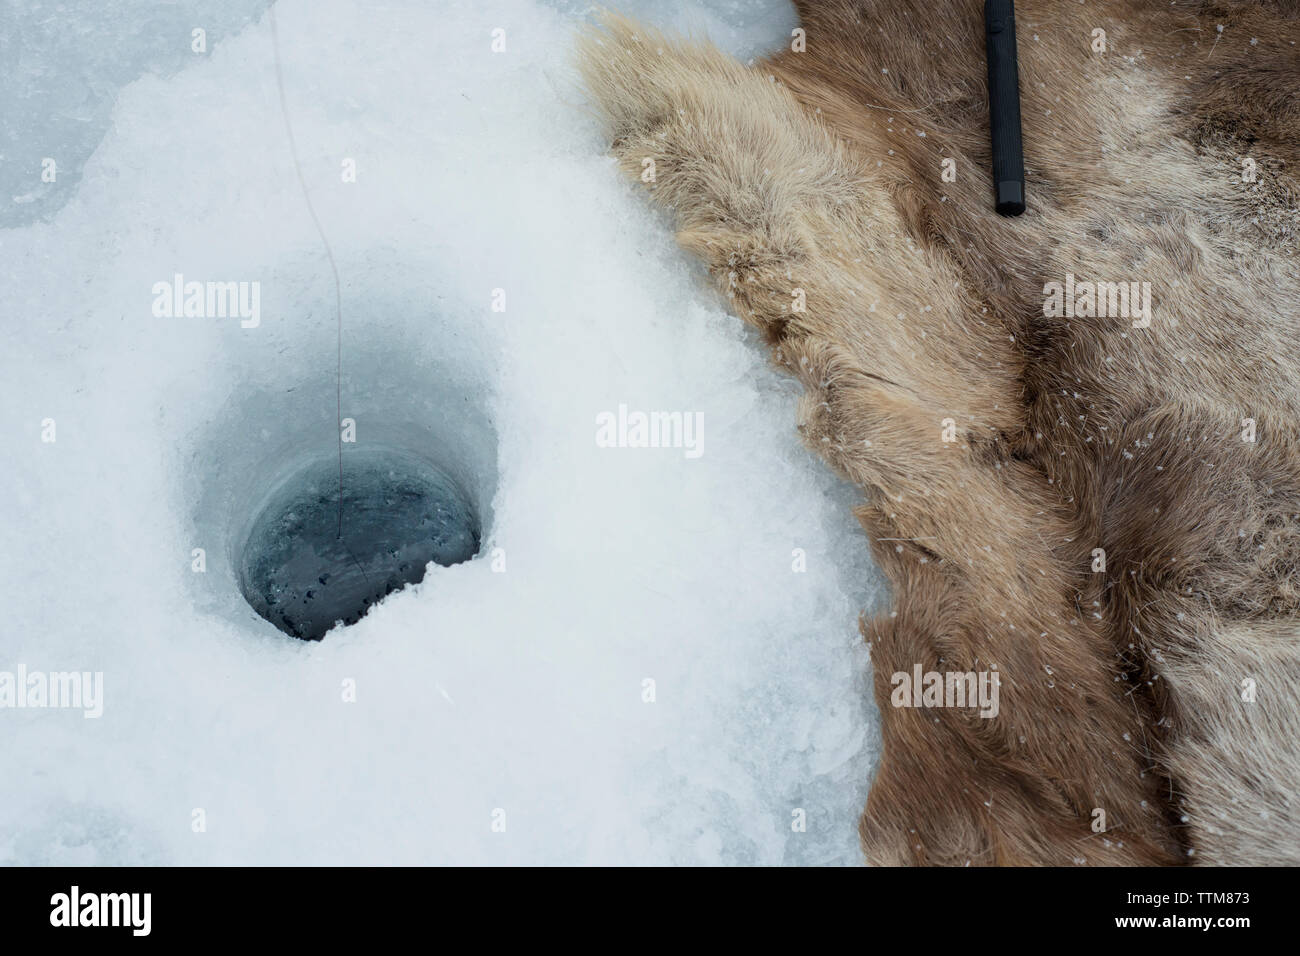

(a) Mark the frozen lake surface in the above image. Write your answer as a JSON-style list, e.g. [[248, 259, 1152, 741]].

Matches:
[[0, 0, 883, 865]]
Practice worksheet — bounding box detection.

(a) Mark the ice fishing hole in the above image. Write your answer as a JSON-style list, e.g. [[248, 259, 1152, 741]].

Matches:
[[237, 449, 480, 640]]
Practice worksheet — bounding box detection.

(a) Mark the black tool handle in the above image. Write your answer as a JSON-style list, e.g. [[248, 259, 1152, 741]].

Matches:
[[985, 0, 1025, 215]]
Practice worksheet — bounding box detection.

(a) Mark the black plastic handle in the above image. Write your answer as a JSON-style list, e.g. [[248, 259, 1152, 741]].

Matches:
[[985, 0, 1025, 215]]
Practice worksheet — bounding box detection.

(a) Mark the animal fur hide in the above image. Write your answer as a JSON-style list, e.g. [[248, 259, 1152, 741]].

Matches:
[[577, 0, 1300, 865]]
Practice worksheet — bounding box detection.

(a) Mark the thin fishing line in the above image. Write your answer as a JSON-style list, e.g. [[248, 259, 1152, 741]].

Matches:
[[269, 7, 345, 541]]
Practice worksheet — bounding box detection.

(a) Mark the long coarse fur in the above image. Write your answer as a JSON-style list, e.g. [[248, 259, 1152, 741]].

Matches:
[[577, 0, 1300, 865]]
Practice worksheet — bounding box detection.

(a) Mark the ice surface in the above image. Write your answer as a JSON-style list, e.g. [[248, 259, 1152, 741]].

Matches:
[[0, 0, 885, 865], [0, 0, 275, 228]]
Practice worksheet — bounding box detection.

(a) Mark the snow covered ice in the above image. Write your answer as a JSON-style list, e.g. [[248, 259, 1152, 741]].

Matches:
[[0, 0, 884, 865]]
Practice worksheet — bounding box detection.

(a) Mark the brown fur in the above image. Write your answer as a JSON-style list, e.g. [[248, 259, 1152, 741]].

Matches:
[[577, 0, 1300, 865]]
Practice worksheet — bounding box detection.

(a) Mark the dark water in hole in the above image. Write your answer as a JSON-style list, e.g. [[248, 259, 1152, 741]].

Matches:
[[240, 453, 479, 640]]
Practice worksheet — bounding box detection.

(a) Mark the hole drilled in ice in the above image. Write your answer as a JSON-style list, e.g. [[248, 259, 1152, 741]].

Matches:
[[238, 450, 480, 640]]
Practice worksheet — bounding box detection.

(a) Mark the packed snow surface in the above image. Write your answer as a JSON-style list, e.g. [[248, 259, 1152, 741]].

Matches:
[[0, 0, 884, 865]]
